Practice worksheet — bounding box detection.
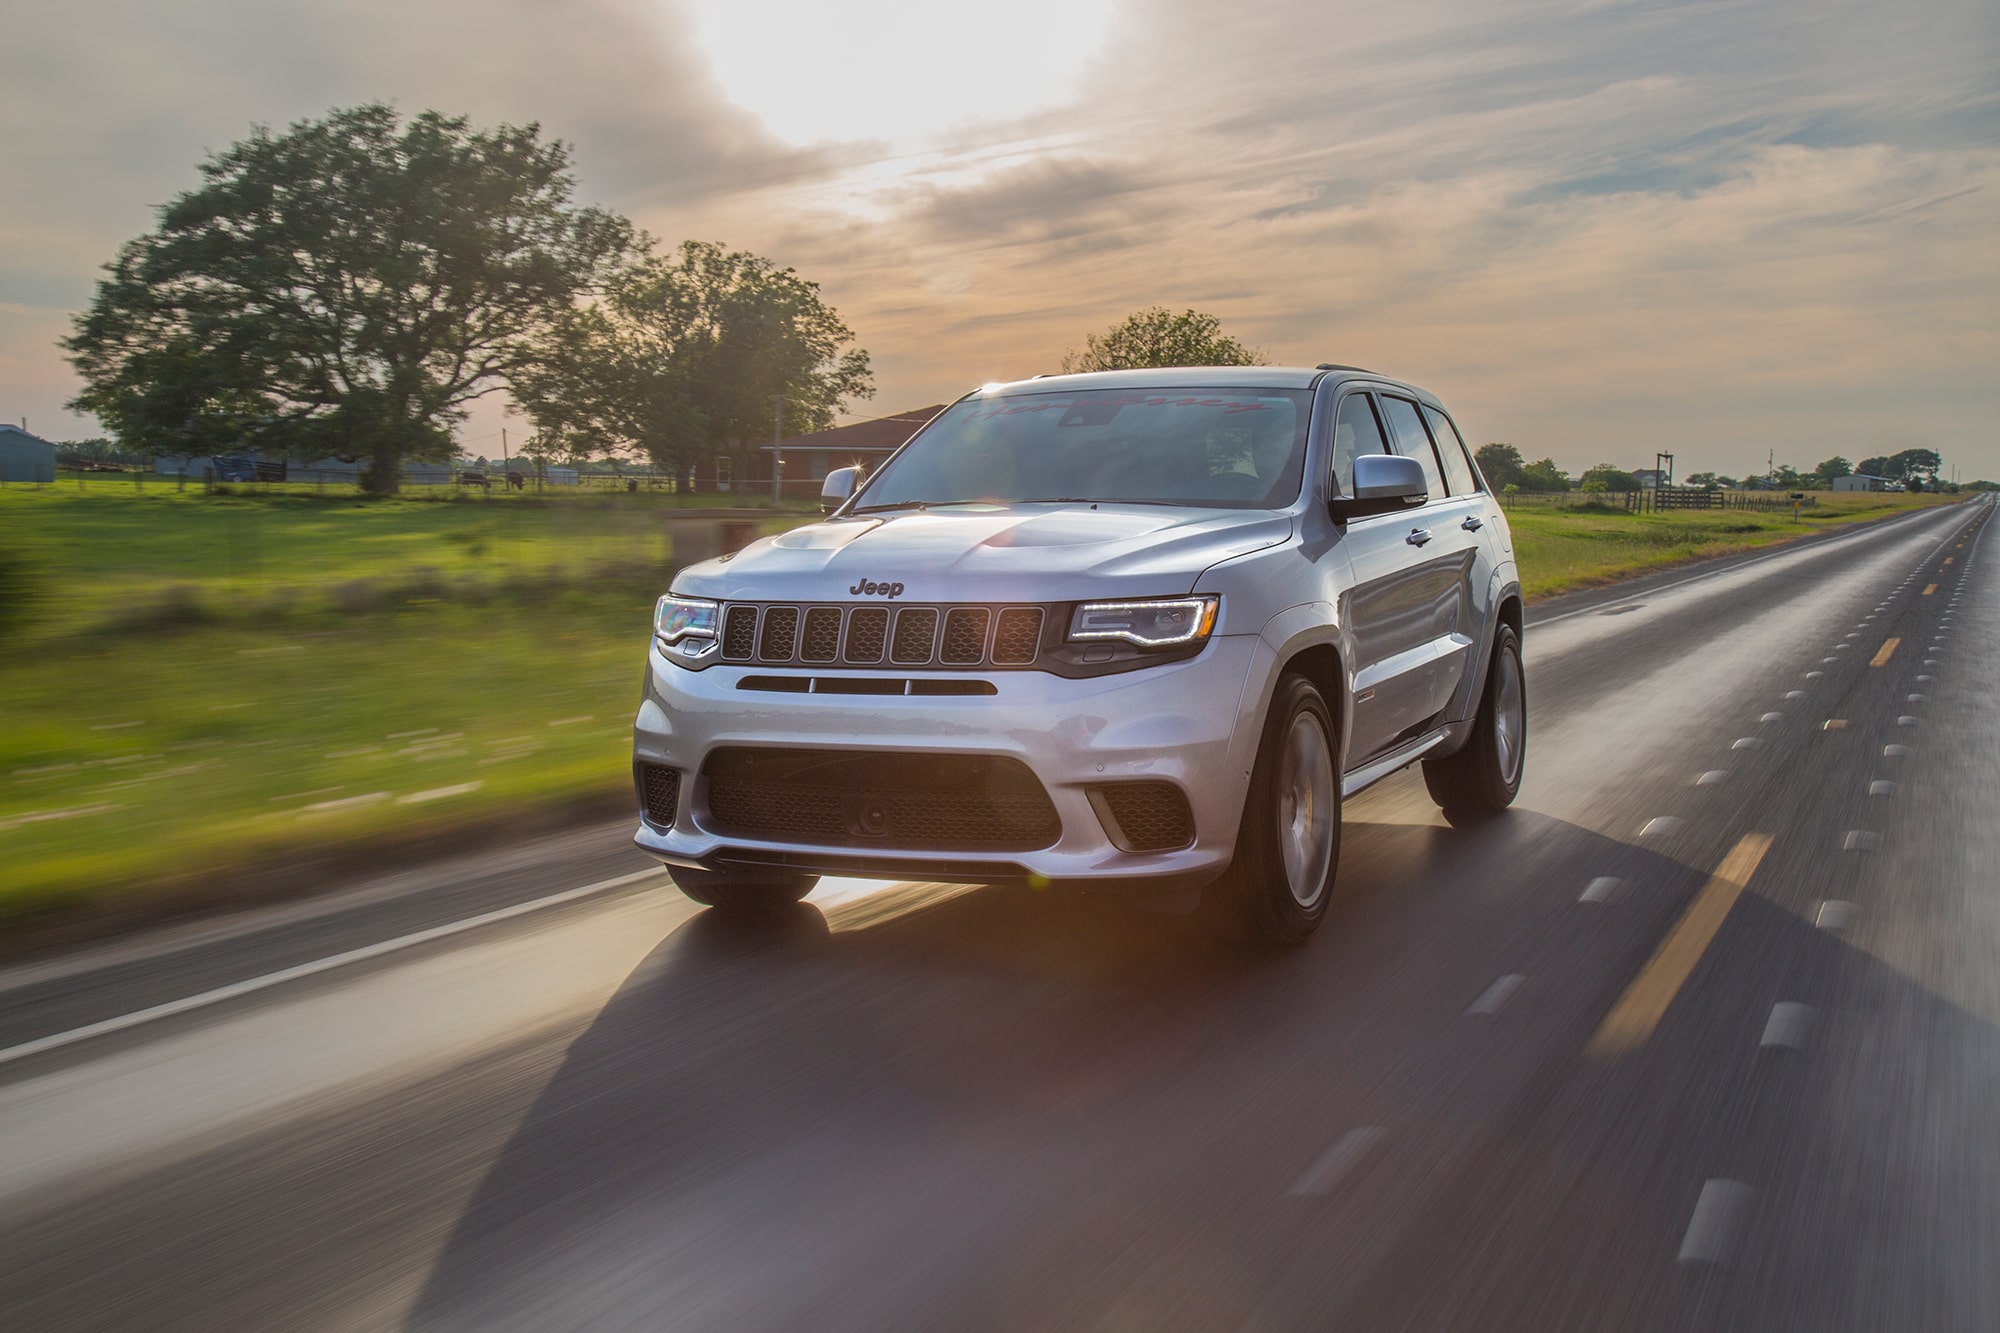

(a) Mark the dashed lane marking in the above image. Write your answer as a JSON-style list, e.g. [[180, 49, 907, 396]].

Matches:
[[1923, 584, 1938, 595], [1580, 877, 1621, 903], [1823, 719, 1848, 731], [1761, 1002, 1812, 1050], [1466, 974, 1525, 1016], [1870, 638, 1901, 667], [1286, 1127, 1387, 1197], [1817, 900, 1858, 931], [1679, 1180, 1754, 1265], [1586, 834, 1773, 1057]]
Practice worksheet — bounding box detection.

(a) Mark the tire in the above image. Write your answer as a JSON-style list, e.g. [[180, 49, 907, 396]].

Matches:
[[1423, 622, 1526, 823], [668, 866, 818, 912], [1213, 674, 1341, 944]]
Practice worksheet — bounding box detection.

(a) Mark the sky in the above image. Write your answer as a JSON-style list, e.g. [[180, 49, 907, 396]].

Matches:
[[2, 0, 1995, 479]]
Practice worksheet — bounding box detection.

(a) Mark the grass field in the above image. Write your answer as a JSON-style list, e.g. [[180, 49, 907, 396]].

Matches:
[[0, 483, 1966, 922], [1504, 491, 1962, 598]]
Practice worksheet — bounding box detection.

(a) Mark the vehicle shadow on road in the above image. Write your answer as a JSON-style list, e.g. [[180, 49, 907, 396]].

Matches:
[[402, 807, 2000, 1331]]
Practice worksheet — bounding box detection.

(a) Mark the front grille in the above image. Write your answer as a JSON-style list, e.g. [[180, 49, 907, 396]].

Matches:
[[637, 763, 682, 830], [801, 607, 841, 662], [1092, 781, 1194, 852], [993, 608, 1045, 664], [702, 748, 1061, 851], [722, 606, 758, 659], [714, 603, 1046, 670], [759, 606, 799, 660], [891, 607, 939, 664]]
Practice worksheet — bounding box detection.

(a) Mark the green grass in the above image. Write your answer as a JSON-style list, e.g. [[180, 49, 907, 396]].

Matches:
[[1505, 492, 1962, 599], [0, 481, 1968, 922]]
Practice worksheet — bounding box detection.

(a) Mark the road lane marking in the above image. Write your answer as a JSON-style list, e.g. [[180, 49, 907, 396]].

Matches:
[[1816, 900, 1858, 931], [1761, 1002, 1812, 1050], [1822, 719, 1848, 731], [1945, 557, 1955, 565], [1760, 712, 1783, 723], [1897, 715, 1919, 727], [1586, 834, 1773, 1056], [1286, 1127, 1386, 1197], [1466, 974, 1525, 1016], [0, 867, 670, 1068], [1923, 584, 1938, 595], [1870, 638, 1901, 666], [1696, 771, 1729, 786], [1869, 780, 1897, 797], [1580, 876, 1621, 903], [1679, 1180, 1754, 1265], [1843, 830, 1880, 852], [1639, 816, 1682, 837], [1732, 737, 1761, 750]]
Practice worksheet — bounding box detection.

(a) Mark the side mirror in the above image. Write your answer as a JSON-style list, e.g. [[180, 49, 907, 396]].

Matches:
[[820, 465, 861, 514], [1328, 453, 1428, 522]]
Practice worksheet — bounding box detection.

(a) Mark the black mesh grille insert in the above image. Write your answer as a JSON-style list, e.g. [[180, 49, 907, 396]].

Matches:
[[759, 606, 799, 661], [801, 607, 842, 662], [702, 749, 1060, 851], [637, 764, 682, 830], [722, 606, 758, 660], [1093, 782, 1194, 852], [891, 608, 938, 664], [845, 607, 888, 663], [941, 608, 990, 665], [992, 608, 1044, 665]]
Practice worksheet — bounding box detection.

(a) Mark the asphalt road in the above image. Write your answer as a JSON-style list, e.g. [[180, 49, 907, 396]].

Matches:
[[2, 497, 1995, 1331]]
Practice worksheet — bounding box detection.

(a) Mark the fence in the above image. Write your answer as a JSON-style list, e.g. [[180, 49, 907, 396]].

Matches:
[[1501, 488, 1817, 513]]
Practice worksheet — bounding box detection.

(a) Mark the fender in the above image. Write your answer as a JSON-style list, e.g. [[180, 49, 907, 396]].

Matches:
[[1447, 561, 1521, 724], [1226, 600, 1351, 780]]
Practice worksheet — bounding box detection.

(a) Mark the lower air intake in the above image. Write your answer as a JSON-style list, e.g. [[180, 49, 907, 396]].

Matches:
[[1091, 781, 1195, 852], [637, 763, 682, 831]]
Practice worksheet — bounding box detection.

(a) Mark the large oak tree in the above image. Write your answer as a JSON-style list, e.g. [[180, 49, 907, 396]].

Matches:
[[64, 104, 633, 492], [511, 240, 873, 490], [1060, 307, 1266, 373]]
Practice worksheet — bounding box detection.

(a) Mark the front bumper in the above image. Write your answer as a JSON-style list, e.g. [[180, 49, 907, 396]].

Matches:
[[631, 635, 1265, 890]]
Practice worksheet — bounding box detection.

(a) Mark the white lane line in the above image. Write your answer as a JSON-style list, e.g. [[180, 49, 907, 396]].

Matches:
[[1783, 690, 1806, 699], [1580, 876, 1621, 903], [1697, 770, 1729, 786], [1817, 899, 1858, 931], [1843, 830, 1880, 852], [1897, 715, 1919, 727], [1869, 781, 1897, 797], [1286, 1126, 1387, 1197], [1731, 737, 1761, 751], [1640, 816, 1682, 838], [0, 867, 669, 1068], [1466, 974, 1525, 1016], [1678, 1180, 1754, 1265], [1883, 744, 1912, 757], [1759, 712, 1783, 723], [1907, 693, 1926, 704], [1761, 1002, 1812, 1051]]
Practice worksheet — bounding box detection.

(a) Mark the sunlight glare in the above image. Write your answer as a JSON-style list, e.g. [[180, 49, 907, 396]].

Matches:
[[679, 0, 1119, 146]]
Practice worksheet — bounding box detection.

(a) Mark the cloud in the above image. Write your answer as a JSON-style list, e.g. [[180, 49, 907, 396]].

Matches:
[[3, 0, 1996, 476]]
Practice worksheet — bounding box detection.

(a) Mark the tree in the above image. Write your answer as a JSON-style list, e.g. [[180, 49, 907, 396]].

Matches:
[[1888, 447, 1942, 486], [1684, 471, 1731, 490], [1580, 463, 1641, 492], [1474, 443, 1525, 490], [64, 104, 634, 493], [513, 240, 873, 491], [1060, 307, 1266, 372], [1813, 456, 1852, 486], [1517, 458, 1571, 492]]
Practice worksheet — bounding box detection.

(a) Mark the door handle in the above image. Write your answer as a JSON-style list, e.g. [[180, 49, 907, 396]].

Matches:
[[1406, 528, 1432, 547], [1461, 515, 1484, 532]]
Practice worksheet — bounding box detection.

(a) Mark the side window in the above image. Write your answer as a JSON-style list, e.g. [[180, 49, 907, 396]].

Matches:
[[1378, 395, 1446, 501], [1423, 405, 1481, 496], [1331, 392, 1389, 495]]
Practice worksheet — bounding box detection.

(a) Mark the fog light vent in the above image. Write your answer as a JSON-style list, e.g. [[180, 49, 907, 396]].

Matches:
[[637, 763, 682, 831], [1089, 781, 1194, 852]]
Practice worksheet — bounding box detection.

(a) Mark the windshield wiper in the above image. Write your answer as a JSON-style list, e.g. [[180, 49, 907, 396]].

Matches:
[[849, 500, 933, 514]]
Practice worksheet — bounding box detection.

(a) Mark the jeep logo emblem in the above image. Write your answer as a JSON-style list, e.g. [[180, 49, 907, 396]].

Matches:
[[849, 579, 905, 598]]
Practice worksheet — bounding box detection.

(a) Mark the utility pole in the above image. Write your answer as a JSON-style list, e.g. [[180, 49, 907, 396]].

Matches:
[[500, 427, 509, 471]]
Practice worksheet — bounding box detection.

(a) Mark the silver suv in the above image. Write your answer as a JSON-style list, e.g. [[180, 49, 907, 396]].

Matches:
[[632, 366, 1524, 941]]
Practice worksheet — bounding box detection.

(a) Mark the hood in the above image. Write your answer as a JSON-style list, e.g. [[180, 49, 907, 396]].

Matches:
[[673, 504, 1294, 604]]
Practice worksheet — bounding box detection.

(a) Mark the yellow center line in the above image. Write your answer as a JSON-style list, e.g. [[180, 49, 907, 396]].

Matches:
[[1586, 834, 1774, 1057], [1923, 584, 1938, 596], [1870, 637, 1901, 667], [1944, 557, 1955, 565]]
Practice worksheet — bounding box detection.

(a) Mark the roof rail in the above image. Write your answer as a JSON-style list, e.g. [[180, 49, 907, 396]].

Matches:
[[1314, 363, 1371, 372]]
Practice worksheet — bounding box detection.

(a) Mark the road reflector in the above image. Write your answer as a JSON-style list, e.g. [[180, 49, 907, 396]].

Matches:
[[1586, 834, 1773, 1056], [1869, 637, 1900, 667]]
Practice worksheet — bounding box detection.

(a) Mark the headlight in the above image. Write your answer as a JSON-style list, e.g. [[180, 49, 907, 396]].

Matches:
[[654, 594, 719, 654], [1068, 596, 1218, 648]]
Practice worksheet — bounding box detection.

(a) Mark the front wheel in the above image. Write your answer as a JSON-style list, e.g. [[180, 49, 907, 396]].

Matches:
[[1423, 622, 1526, 823], [1213, 674, 1341, 944], [668, 866, 818, 912]]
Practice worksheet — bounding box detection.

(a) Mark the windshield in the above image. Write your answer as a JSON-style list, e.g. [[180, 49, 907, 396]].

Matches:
[[852, 387, 1313, 511]]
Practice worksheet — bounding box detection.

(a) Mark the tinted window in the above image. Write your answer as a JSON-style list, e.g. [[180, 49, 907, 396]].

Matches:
[[1331, 392, 1388, 495], [854, 388, 1313, 510], [1377, 395, 1445, 501], [1423, 405, 1480, 495]]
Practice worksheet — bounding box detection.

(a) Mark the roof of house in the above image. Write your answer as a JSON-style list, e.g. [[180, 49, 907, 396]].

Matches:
[[778, 406, 948, 453], [0, 423, 56, 449]]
